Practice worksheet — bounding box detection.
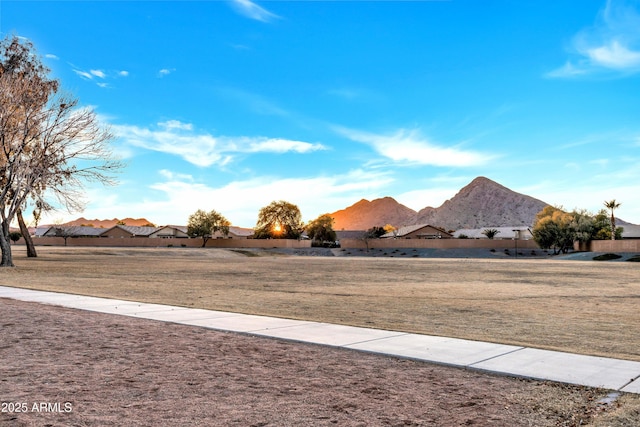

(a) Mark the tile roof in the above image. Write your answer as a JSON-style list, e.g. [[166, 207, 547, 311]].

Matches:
[[43, 226, 106, 237], [109, 225, 159, 236]]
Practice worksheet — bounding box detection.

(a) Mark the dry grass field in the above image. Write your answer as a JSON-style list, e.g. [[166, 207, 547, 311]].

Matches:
[[2, 245, 640, 426], [2, 246, 639, 361]]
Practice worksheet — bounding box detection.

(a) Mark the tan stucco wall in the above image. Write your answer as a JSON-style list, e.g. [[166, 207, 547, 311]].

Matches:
[[580, 240, 640, 252], [27, 237, 311, 249], [341, 238, 540, 250]]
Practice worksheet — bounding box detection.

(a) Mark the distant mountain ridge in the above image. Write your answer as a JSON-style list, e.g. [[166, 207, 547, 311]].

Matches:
[[415, 177, 548, 230], [331, 197, 416, 231], [60, 217, 155, 228], [332, 176, 548, 231]]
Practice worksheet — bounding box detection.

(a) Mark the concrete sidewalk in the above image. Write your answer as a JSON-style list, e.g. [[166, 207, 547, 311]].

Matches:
[[1, 285, 639, 394]]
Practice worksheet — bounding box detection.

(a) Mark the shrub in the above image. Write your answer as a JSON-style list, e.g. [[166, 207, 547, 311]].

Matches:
[[593, 253, 622, 261]]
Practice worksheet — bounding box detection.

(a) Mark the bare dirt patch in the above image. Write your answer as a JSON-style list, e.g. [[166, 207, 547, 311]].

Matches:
[[1, 298, 635, 427]]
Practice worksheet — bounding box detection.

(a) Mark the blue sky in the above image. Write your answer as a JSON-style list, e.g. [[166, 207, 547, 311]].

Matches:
[[2, 0, 640, 227]]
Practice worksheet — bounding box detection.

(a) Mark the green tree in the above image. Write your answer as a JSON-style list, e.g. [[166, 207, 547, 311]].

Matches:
[[592, 209, 623, 240], [532, 206, 576, 255], [482, 228, 500, 239], [187, 209, 230, 247], [367, 226, 387, 238], [306, 214, 337, 246], [604, 199, 622, 241], [51, 226, 74, 246], [359, 226, 386, 252], [570, 209, 596, 243], [254, 200, 303, 239], [9, 231, 21, 244]]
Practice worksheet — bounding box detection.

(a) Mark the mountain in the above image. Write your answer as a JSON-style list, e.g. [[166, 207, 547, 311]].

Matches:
[[331, 197, 416, 231], [331, 177, 548, 231], [414, 177, 547, 230], [60, 217, 156, 228]]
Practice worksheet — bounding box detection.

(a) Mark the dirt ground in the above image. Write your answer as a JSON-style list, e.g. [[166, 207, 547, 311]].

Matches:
[[0, 298, 632, 427]]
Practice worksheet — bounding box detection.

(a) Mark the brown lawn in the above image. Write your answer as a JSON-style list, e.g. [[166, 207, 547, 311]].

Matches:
[[2, 246, 639, 361], [2, 246, 640, 426]]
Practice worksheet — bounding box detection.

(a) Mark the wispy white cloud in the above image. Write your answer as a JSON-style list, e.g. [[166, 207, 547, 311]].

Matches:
[[71, 66, 127, 87], [114, 120, 327, 167], [334, 126, 493, 167], [158, 169, 194, 182], [229, 0, 280, 23], [158, 68, 175, 77], [90, 69, 106, 78], [73, 69, 93, 80], [45, 53, 59, 60], [586, 39, 640, 68], [53, 169, 393, 227], [547, 0, 640, 77]]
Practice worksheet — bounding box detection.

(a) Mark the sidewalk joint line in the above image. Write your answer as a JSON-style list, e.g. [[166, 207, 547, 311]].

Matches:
[[468, 347, 526, 367], [618, 374, 640, 391], [342, 333, 410, 348]]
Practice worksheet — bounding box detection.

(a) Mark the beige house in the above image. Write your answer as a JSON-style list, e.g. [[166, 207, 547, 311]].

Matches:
[[453, 227, 533, 240], [100, 225, 159, 238], [382, 224, 452, 239], [41, 226, 105, 238], [149, 225, 189, 238], [212, 226, 254, 239]]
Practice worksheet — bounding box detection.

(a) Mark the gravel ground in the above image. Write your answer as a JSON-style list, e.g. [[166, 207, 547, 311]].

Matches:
[[0, 298, 616, 427]]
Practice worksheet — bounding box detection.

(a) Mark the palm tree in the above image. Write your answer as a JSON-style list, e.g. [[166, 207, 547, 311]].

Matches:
[[604, 199, 621, 240], [482, 228, 500, 240]]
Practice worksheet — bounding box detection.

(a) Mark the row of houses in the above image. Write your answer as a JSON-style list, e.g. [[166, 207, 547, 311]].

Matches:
[[377, 224, 534, 240], [32, 222, 640, 242], [377, 223, 640, 240], [35, 224, 254, 239]]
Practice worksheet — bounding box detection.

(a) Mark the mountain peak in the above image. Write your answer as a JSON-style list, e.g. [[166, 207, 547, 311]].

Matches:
[[331, 197, 417, 230], [60, 217, 156, 228], [416, 177, 547, 229], [333, 177, 550, 231]]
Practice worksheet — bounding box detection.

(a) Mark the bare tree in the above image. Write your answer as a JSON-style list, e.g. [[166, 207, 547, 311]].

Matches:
[[0, 36, 121, 266]]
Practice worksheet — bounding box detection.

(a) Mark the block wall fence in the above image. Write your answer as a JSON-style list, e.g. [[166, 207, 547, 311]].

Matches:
[[11, 237, 640, 252], [339, 238, 540, 250], [576, 240, 640, 252], [14, 237, 312, 249]]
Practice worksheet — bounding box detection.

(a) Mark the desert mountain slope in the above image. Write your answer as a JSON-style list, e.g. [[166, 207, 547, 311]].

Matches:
[[61, 217, 155, 228], [331, 197, 417, 231], [415, 177, 547, 230], [332, 177, 549, 231]]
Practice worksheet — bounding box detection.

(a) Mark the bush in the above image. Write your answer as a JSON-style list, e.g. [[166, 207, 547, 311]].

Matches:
[[627, 255, 640, 262], [593, 253, 622, 261]]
